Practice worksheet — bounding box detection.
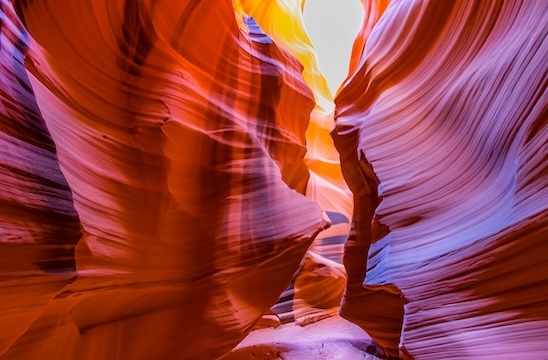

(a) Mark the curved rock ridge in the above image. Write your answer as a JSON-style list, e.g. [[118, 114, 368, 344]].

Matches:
[[335, 0, 548, 358], [1, 0, 547, 359], [0, 1, 81, 356], [240, 14, 351, 330], [0, 0, 81, 272], [0, 0, 83, 270], [235, 0, 333, 110], [1, 1, 330, 359]]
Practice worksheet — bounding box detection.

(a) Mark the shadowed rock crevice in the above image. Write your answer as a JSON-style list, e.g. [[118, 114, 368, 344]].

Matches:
[[331, 125, 405, 357]]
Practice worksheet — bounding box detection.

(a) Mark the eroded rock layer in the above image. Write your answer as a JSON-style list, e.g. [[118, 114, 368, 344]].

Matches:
[[0, 2, 81, 355], [1, 1, 329, 359], [1, 0, 547, 359], [335, 0, 548, 358]]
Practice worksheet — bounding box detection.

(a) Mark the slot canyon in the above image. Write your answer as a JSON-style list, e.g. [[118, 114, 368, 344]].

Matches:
[[0, 0, 547, 359]]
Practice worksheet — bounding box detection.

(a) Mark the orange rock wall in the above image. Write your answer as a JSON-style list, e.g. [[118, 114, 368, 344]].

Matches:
[[1, 0, 547, 359], [2, 1, 328, 359]]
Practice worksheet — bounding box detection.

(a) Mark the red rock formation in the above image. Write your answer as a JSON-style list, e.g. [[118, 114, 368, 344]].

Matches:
[[335, 0, 548, 358], [1, 0, 547, 359], [0, 1, 81, 355], [1, 1, 328, 359]]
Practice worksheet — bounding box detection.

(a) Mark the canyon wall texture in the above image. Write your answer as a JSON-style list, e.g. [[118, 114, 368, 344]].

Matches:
[[1, 0, 546, 359], [2, 1, 329, 359], [335, 0, 548, 358]]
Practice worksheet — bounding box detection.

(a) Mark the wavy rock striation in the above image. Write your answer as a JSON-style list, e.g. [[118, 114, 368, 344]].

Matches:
[[1, 1, 329, 359], [1, 0, 546, 359], [335, 0, 548, 358], [0, 1, 81, 356]]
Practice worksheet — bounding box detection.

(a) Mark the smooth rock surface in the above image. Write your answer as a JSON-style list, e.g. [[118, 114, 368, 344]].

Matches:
[[335, 0, 548, 358], [1, 0, 546, 359]]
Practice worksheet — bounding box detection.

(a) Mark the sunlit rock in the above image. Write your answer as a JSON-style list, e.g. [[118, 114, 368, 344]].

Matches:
[[1, 1, 328, 359], [335, 0, 548, 358], [0, 1, 81, 355], [1, 0, 546, 359]]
